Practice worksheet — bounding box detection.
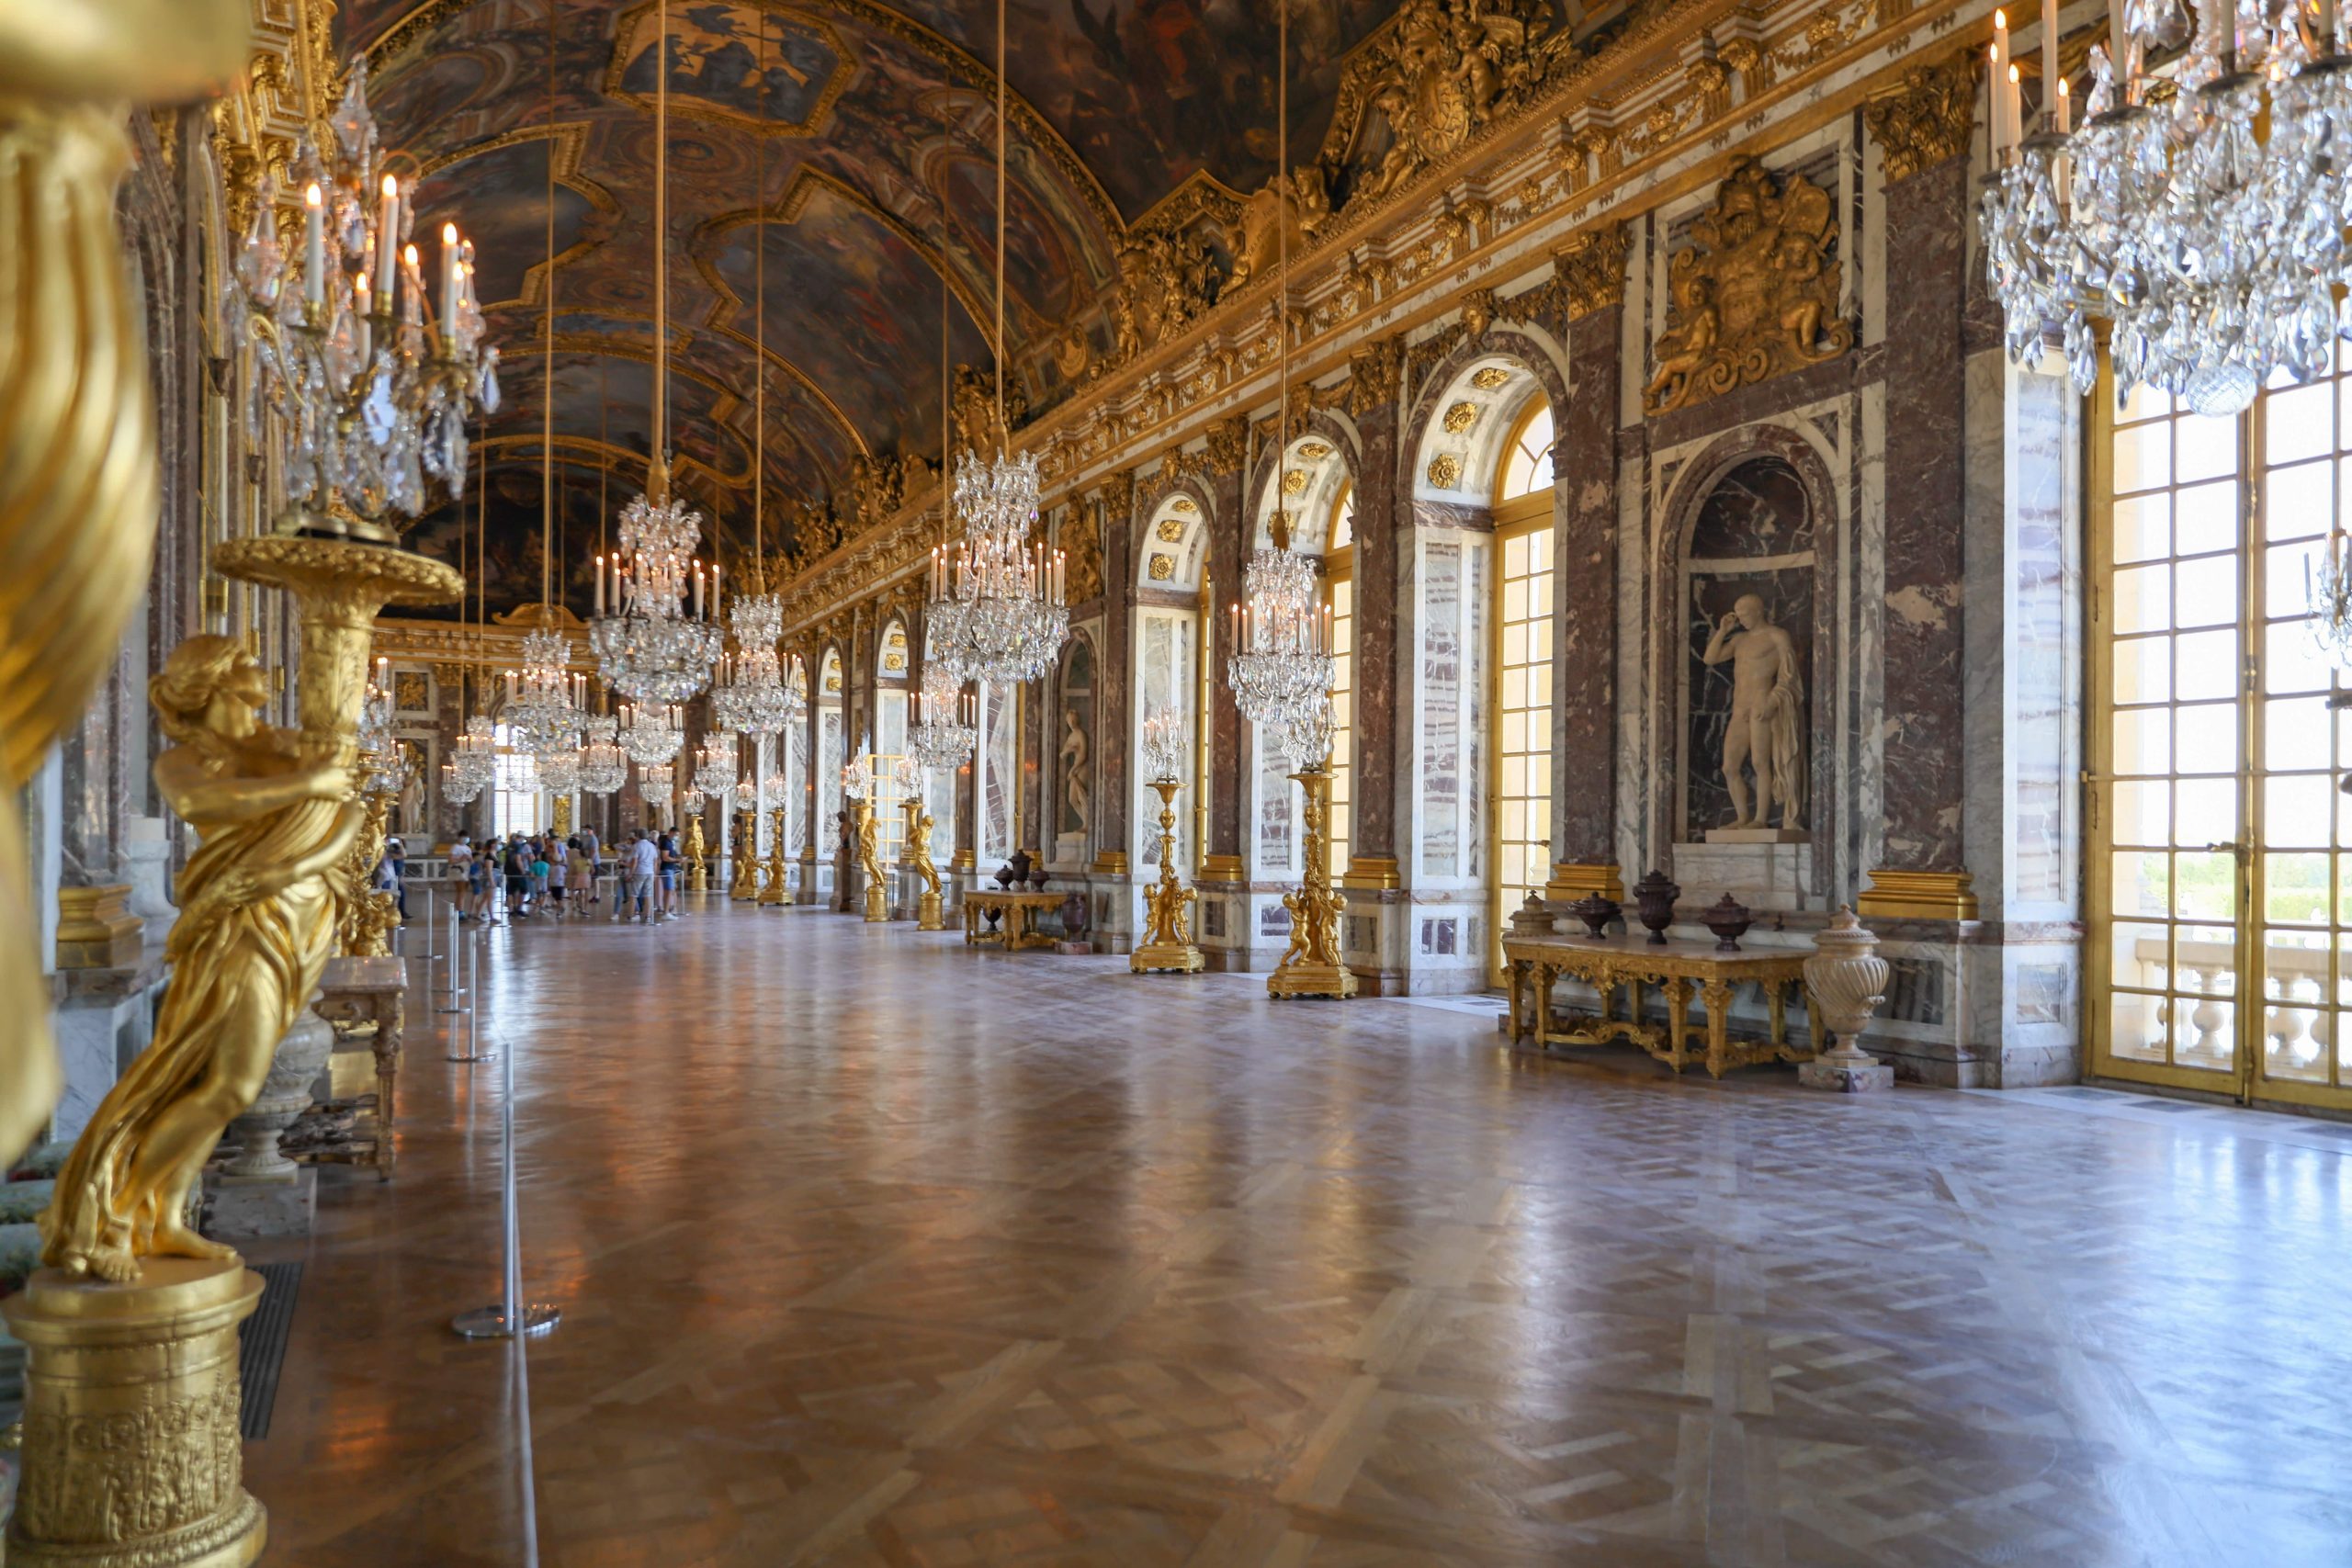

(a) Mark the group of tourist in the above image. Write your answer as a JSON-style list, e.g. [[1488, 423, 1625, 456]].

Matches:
[[386, 823, 693, 927]]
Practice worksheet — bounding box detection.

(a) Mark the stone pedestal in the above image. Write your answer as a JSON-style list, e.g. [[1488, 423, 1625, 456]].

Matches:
[[123, 815, 177, 942], [2, 1258, 267, 1566], [1673, 841, 1816, 914], [208, 1166, 317, 1238], [54, 884, 141, 970]]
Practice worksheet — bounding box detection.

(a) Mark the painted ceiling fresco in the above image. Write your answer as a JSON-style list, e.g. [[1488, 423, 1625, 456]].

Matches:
[[345, 0, 1405, 612]]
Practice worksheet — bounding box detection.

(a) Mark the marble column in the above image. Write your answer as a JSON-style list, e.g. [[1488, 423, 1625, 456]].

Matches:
[[1548, 237, 1627, 891], [1343, 338, 1403, 880], [1096, 473, 1136, 864], [1863, 64, 1978, 913], [1203, 418, 1249, 873]]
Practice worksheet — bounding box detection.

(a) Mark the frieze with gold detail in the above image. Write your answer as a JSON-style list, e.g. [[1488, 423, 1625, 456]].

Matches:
[[1644, 157, 1856, 417], [1862, 55, 1978, 182]]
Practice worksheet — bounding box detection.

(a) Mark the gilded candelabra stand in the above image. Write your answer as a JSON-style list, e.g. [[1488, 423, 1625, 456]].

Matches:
[[1131, 778, 1204, 974], [1268, 762, 1357, 1000], [852, 796, 888, 923], [684, 812, 708, 892], [730, 808, 761, 898], [338, 789, 399, 955], [903, 795, 944, 929], [760, 806, 789, 906]]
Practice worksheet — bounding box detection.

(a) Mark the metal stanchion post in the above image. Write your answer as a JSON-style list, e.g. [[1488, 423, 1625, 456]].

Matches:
[[452, 957, 559, 1340], [437, 883, 468, 1014], [447, 919, 492, 1063]]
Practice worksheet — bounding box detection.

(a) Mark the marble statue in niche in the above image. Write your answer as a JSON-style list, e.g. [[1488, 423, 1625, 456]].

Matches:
[[1701, 595, 1805, 837], [1056, 640, 1094, 862], [1682, 456, 1814, 841]]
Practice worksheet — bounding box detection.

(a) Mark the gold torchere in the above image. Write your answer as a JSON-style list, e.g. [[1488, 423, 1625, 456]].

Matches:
[[338, 791, 398, 957], [1268, 764, 1357, 999], [0, 0, 248, 1169], [760, 806, 789, 905], [1131, 779, 1203, 974], [903, 795, 943, 929], [730, 808, 761, 898], [684, 812, 708, 891], [854, 797, 888, 922]]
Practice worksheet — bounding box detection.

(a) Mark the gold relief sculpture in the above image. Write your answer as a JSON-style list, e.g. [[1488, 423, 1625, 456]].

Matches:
[[1061, 509, 1104, 604], [1344, 335, 1403, 417], [1109, 229, 1220, 363], [0, 0, 248, 1173], [760, 806, 789, 905], [1442, 400, 1479, 434], [1862, 55, 1978, 181], [904, 795, 943, 930], [1204, 414, 1249, 475], [1170, 496, 1197, 514], [1643, 156, 1855, 416], [684, 813, 708, 892], [1470, 366, 1512, 390], [1297, 441, 1332, 460], [1155, 517, 1186, 543], [1282, 468, 1309, 495], [338, 792, 398, 957], [1268, 766, 1357, 1000], [41, 539, 458, 1285], [1426, 452, 1463, 489], [1553, 223, 1632, 320], [1130, 780, 1203, 975], [1225, 166, 1329, 289]]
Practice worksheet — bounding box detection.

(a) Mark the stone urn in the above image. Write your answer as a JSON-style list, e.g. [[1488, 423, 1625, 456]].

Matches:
[[1566, 894, 1619, 939], [1060, 890, 1091, 941], [997, 849, 1033, 889], [1507, 891, 1558, 938], [1797, 907, 1895, 1092], [1702, 893, 1752, 953], [224, 1011, 335, 1180], [1631, 871, 1680, 945]]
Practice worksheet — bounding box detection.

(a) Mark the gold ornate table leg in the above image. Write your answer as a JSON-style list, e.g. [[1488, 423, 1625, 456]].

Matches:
[[1700, 979, 1736, 1078], [1661, 978, 1693, 1072], [1769, 980, 1788, 1054]]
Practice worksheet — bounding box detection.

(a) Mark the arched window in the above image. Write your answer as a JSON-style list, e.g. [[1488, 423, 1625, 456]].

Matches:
[[1498, 403, 1555, 502], [492, 721, 542, 839]]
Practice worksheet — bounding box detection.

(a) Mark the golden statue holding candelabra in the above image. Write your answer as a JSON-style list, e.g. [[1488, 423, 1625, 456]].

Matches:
[[760, 805, 789, 905], [903, 794, 943, 929], [731, 807, 761, 897]]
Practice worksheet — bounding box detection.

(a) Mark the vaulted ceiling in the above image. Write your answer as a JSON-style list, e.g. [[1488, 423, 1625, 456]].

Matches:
[[353, 0, 1404, 618]]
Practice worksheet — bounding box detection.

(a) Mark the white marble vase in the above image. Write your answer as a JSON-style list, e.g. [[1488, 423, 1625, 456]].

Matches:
[[223, 1011, 335, 1179]]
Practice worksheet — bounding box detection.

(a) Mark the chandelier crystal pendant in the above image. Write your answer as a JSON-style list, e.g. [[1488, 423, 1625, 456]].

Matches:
[[617, 702, 684, 767], [452, 713, 499, 794], [1980, 0, 2352, 415], [908, 662, 978, 770], [641, 761, 675, 803], [710, 592, 799, 735], [223, 58, 498, 537], [731, 775, 758, 813], [537, 748, 582, 796], [579, 715, 629, 795]]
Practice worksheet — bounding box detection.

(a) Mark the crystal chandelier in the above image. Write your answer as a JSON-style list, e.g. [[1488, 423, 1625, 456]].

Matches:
[[711, 592, 799, 735], [731, 776, 758, 812], [503, 627, 584, 757], [617, 702, 683, 767], [1227, 512, 1333, 764], [452, 713, 498, 793], [590, 467, 726, 702], [928, 454, 1069, 685], [907, 662, 978, 770], [1141, 708, 1186, 784], [842, 742, 876, 801], [223, 59, 498, 537], [537, 748, 581, 796], [579, 716, 629, 795], [641, 761, 675, 803], [1981, 0, 2352, 414], [693, 737, 737, 799]]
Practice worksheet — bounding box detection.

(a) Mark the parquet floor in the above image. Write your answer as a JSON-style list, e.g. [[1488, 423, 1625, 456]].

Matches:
[[242, 895, 2352, 1566]]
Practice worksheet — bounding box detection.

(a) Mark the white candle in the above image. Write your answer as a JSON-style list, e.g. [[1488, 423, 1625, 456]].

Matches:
[[2041, 0, 2060, 132], [2056, 74, 2070, 136], [2007, 63, 2023, 150], [375, 175, 399, 299], [303, 184, 324, 306], [441, 223, 461, 338], [1993, 11, 2012, 151], [713, 559, 721, 607], [693, 562, 704, 619], [596, 554, 606, 616]]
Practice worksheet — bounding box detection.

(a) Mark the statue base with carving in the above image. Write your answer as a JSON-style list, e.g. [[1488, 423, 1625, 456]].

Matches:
[[1131, 779, 1203, 975], [1704, 826, 1807, 844], [3, 1258, 267, 1566], [759, 807, 790, 906]]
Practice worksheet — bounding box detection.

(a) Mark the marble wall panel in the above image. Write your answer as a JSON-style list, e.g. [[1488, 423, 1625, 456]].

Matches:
[[1350, 400, 1400, 866], [1555, 303, 1623, 866]]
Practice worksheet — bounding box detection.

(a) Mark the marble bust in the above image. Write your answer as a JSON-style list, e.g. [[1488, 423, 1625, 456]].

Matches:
[[1701, 592, 1806, 840]]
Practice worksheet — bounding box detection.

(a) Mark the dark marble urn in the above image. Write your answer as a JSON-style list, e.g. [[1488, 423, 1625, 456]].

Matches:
[[1631, 871, 1680, 945], [1702, 893, 1752, 953], [1568, 894, 1621, 940], [995, 849, 1034, 889]]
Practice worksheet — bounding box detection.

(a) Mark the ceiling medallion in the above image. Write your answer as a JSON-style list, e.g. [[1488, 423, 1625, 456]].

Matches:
[[1427, 452, 1463, 489], [1443, 400, 1480, 434]]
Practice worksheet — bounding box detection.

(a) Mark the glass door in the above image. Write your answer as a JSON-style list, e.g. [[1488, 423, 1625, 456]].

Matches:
[[2087, 355, 2352, 1111]]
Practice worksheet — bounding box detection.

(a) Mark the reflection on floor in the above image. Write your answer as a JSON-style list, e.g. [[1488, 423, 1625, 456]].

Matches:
[[244, 895, 2352, 1566]]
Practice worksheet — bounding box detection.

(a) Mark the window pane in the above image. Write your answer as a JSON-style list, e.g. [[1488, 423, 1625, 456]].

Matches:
[[2175, 704, 2239, 773], [2112, 779, 2170, 846], [2177, 414, 2239, 483], [2174, 554, 2239, 629], [2267, 382, 2335, 465], [2114, 493, 2171, 563], [2175, 480, 2239, 557], [2174, 629, 2235, 703], [2266, 459, 2333, 542], [2114, 636, 2170, 706], [2113, 421, 2172, 491]]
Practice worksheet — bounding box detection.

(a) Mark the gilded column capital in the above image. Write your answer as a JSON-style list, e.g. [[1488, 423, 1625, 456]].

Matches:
[[1098, 467, 1136, 520], [1343, 335, 1402, 418], [1555, 223, 1632, 321], [1204, 415, 1249, 476], [1864, 55, 1977, 182]]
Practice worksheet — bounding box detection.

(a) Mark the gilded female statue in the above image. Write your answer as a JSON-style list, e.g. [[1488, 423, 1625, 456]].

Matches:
[[40, 637, 357, 1280]]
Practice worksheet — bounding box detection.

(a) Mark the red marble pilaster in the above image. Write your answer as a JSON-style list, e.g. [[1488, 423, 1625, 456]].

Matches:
[[1348, 392, 1400, 870], [1878, 152, 1969, 874], [1204, 423, 1248, 870], [1096, 476, 1136, 861], [1554, 300, 1622, 868]]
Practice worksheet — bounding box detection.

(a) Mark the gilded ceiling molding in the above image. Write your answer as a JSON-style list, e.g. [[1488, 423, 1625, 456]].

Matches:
[[1342, 335, 1402, 419], [1204, 416, 1249, 477], [1554, 223, 1633, 320], [1861, 54, 1978, 181]]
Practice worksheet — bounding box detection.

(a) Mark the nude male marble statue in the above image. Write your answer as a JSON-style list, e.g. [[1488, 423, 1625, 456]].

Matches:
[[1700, 592, 1806, 834]]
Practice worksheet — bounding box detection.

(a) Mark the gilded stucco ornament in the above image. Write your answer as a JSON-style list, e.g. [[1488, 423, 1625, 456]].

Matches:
[[1644, 157, 1855, 416], [1109, 229, 1221, 362], [1225, 166, 1331, 289], [1060, 506, 1105, 604], [1554, 223, 1632, 320], [1862, 54, 1978, 182], [1204, 415, 1250, 475]]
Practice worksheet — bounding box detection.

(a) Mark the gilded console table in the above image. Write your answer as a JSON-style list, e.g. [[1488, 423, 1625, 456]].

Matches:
[[309, 954, 409, 1177], [1501, 933, 1823, 1078], [962, 888, 1066, 951]]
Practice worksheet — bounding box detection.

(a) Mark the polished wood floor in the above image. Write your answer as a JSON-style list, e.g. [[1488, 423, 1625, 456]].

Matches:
[[243, 894, 2352, 1566]]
